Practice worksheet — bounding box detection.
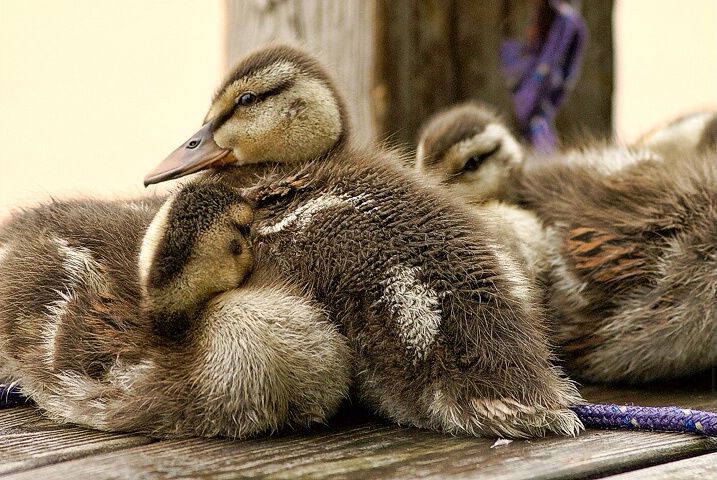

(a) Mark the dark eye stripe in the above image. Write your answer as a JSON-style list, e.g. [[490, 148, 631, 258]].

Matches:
[[211, 78, 296, 132]]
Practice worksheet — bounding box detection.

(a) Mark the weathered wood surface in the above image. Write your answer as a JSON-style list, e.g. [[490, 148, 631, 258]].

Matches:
[[0, 383, 715, 479], [0, 407, 153, 477], [605, 451, 717, 479]]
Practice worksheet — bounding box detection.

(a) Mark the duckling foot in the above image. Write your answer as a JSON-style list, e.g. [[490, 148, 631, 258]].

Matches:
[[358, 367, 583, 439]]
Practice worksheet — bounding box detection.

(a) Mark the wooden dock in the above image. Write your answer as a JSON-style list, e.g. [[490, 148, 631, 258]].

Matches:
[[1, 381, 715, 479]]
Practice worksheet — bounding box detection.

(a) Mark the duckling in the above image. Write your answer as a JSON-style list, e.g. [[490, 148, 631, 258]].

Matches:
[[634, 110, 717, 159], [520, 148, 716, 384], [145, 44, 583, 438], [415, 101, 525, 205], [414, 101, 551, 284], [0, 192, 351, 438], [414, 103, 716, 384]]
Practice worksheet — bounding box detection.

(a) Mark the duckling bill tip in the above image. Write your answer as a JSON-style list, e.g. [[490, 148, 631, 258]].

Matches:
[[143, 121, 231, 187]]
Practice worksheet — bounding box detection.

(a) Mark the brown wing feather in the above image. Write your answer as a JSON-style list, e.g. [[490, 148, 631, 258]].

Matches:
[[566, 227, 647, 284]]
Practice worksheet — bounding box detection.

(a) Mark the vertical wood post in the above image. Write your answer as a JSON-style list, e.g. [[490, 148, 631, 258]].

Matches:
[[373, 0, 614, 148]]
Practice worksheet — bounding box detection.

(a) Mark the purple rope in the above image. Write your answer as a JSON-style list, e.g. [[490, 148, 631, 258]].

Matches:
[[0, 382, 29, 408], [500, 0, 587, 153], [571, 403, 717, 437]]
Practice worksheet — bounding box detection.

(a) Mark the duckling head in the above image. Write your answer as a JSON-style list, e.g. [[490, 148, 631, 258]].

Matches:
[[415, 102, 524, 204], [144, 44, 350, 186], [139, 182, 254, 341]]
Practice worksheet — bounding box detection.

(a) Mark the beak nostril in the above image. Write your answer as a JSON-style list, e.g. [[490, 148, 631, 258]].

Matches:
[[187, 139, 201, 149]]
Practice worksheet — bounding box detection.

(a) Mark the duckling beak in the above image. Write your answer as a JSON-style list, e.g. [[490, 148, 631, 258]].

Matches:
[[144, 121, 233, 186]]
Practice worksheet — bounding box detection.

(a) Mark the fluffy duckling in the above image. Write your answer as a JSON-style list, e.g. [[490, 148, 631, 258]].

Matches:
[[145, 44, 582, 438], [414, 103, 716, 384], [634, 110, 717, 159], [0, 192, 351, 438], [520, 149, 716, 384], [415, 102, 525, 205], [414, 101, 551, 284]]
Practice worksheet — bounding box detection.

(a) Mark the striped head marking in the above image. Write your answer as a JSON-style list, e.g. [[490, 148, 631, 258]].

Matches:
[[416, 102, 524, 204], [139, 183, 254, 340], [144, 45, 349, 186]]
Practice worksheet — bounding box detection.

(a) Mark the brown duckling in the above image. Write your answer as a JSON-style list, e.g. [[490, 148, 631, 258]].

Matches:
[[634, 110, 717, 159], [520, 148, 716, 384], [145, 44, 582, 438], [414, 101, 551, 284], [414, 103, 716, 384], [0, 192, 351, 438], [415, 101, 525, 205]]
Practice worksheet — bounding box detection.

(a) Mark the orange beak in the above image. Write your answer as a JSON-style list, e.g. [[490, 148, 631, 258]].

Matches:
[[144, 120, 233, 186]]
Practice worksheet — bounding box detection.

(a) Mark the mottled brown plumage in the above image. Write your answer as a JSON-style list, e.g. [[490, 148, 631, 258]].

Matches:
[[415, 103, 717, 384], [519, 148, 716, 383], [145, 45, 583, 438]]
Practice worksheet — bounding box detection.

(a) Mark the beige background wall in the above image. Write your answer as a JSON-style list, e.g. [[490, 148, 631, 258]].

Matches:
[[1, 0, 715, 219], [0, 0, 224, 218], [614, 0, 716, 143]]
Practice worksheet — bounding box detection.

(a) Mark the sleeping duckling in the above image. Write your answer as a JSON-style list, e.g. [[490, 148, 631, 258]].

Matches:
[[414, 103, 716, 384], [145, 44, 582, 438], [634, 110, 717, 159], [415, 101, 525, 205], [0, 192, 351, 438], [414, 101, 551, 284]]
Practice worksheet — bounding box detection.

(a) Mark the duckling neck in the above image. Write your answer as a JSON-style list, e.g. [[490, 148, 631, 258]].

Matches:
[[143, 291, 221, 344], [210, 134, 351, 189]]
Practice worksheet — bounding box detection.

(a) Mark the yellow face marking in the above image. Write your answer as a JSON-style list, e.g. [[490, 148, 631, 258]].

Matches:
[[206, 64, 341, 166]]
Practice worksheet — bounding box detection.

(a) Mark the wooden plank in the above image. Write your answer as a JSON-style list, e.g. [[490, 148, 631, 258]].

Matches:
[[0, 383, 713, 479], [225, 0, 375, 146], [2, 407, 715, 480], [604, 451, 717, 480], [581, 383, 717, 411], [0, 406, 154, 476]]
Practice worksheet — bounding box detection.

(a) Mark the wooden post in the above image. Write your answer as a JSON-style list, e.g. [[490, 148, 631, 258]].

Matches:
[[373, 0, 614, 148]]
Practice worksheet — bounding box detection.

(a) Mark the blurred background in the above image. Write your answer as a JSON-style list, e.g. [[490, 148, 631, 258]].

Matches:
[[1, 0, 715, 219]]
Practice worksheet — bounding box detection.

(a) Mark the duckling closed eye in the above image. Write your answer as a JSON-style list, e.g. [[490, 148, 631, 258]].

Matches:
[[415, 101, 525, 204], [0, 192, 351, 439]]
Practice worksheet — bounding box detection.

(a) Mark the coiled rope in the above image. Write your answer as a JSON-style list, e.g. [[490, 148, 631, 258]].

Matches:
[[0, 383, 28, 408], [1, 382, 714, 436]]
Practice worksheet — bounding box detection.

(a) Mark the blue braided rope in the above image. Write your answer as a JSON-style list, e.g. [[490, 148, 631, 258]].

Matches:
[[571, 403, 717, 437], [0, 382, 29, 408]]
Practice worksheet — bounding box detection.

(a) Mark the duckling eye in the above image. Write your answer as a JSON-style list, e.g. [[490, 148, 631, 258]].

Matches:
[[238, 92, 258, 107], [228, 239, 243, 256], [462, 143, 501, 173], [463, 155, 484, 172]]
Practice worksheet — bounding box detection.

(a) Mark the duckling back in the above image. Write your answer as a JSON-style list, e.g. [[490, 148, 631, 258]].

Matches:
[[0, 198, 161, 386], [520, 149, 717, 383]]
